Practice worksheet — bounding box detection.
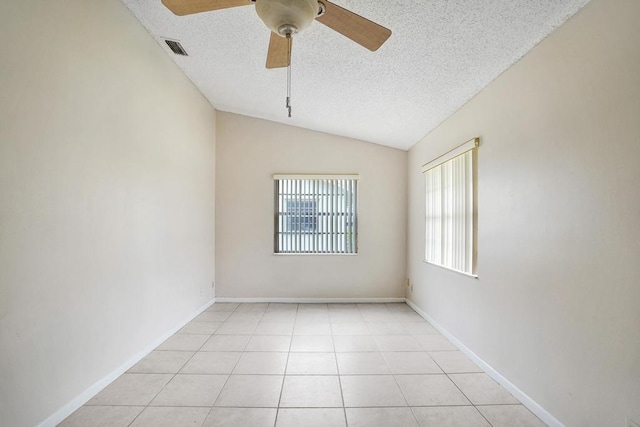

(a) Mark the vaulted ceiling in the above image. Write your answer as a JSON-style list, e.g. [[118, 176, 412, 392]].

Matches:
[[123, 0, 589, 150]]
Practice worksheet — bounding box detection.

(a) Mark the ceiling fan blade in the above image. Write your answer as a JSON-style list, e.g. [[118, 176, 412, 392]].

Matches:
[[161, 0, 251, 16], [265, 32, 291, 69], [316, 1, 391, 51]]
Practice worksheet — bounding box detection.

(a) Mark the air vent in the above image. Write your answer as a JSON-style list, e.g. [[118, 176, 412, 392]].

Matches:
[[164, 39, 188, 56]]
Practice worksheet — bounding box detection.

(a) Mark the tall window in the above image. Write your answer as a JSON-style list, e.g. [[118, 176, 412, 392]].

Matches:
[[274, 174, 358, 254], [423, 138, 478, 276]]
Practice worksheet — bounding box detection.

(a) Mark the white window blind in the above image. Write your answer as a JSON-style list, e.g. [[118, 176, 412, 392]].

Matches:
[[274, 174, 358, 254], [423, 138, 478, 276]]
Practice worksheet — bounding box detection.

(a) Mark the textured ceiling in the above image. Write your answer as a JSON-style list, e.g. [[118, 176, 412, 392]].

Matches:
[[123, 0, 589, 150]]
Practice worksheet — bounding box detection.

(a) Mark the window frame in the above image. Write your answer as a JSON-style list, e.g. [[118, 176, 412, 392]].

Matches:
[[422, 138, 478, 277], [273, 174, 359, 255]]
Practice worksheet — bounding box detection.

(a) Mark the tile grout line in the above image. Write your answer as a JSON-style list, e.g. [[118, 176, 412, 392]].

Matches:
[[202, 303, 245, 423], [425, 333, 499, 427], [375, 305, 422, 427], [273, 302, 299, 427], [125, 302, 242, 427], [426, 354, 496, 427], [330, 307, 348, 427], [211, 303, 262, 405]]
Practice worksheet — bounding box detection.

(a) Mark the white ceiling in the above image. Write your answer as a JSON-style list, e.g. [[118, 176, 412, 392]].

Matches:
[[123, 0, 589, 150]]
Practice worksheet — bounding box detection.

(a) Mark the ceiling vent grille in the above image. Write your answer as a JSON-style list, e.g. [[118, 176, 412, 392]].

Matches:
[[164, 39, 188, 56]]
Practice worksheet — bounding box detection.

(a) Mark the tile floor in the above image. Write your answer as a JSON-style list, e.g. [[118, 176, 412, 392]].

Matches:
[[60, 303, 546, 427]]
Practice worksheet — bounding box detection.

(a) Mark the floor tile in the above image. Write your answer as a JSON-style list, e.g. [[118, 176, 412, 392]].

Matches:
[[329, 311, 364, 322], [412, 406, 491, 427], [366, 322, 408, 335], [336, 352, 391, 374], [214, 375, 283, 407], [150, 374, 227, 407], [346, 407, 419, 427], [235, 303, 269, 312], [477, 405, 546, 427], [58, 406, 143, 427], [330, 322, 371, 335], [395, 374, 470, 406], [385, 303, 415, 312], [245, 335, 292, 352], [357, 303, 389, 311], [214, 322, 258, 335], [334, 335, 379, 352], [295, 312, 330, 322], [328, 303, 358, 310], [196, 311, 232, 322], [179, 352, 241, 374], [297, 303, 329, 311], [276, 408, 346, 427], [293, 322, 332, 335], [361, 311, 396, 322], [156, 334, 210, 351], [290, 335, 334, 352], [207, 303, 239, 312], [201, 335, 250, 352], [179, 321, 223, 335], [280, 376, 343, 407], [429, 351, 482, 373], [449, 373, 519, 405], [296, 305, 329, 315], [286, 352, 338, 375], [253, 321, 295, 335], [128, 351, 193, 374], [267, 303, 298, 311], [403, 322, 439, 335], [130, 407, 210, 427], [232, 352, 288, 374], [204, 408, 277, 427], [227, 311, 265, 322], [374, 335, 422, 352], [413, 334, 457, 351], [383, 352, 442, 374], [261, 311, 297, 322], [340, 375, 407, 407], [86, 374, 172, 406], [391, 311, 425, 322]]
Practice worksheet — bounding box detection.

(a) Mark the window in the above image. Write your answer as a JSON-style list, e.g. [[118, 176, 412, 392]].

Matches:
[[423, 138, 478, 276], [274, 174, 358, 254]]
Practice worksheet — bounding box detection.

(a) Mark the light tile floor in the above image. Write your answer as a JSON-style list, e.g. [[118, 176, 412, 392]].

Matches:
[[60, 303, 546, 427]]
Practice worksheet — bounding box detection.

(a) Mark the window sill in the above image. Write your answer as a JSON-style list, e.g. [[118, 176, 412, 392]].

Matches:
[[423, 260, 478, 279]]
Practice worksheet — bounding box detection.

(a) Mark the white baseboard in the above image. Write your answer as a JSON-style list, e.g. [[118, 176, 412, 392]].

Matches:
[[405, 299, 563, 427], [38, 298, 215, 427], [214, 297, 407, 303]]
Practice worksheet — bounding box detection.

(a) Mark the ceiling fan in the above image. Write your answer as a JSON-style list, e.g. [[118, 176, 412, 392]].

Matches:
[[161, 0, 392, 69]]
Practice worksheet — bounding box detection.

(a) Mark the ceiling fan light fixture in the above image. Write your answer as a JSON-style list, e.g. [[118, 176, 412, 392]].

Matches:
[[255, 0, 319, 36]]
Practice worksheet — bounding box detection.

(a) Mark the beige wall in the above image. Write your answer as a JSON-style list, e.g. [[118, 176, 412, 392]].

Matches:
[[0, 1, 216, 426], [407, 0, 640, 425], [216, 112, 407, 298]]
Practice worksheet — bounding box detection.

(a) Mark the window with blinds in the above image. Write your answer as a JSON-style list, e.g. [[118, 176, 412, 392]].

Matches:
[[274, 175, 358, 254], [423, 138, 478, 276]]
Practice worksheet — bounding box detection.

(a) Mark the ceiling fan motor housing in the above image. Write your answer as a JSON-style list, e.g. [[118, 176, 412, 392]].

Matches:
[[255, 0, 319, 36]]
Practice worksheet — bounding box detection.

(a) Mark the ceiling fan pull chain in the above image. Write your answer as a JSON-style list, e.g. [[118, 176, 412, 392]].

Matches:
[[286, 34, 292, 118]]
